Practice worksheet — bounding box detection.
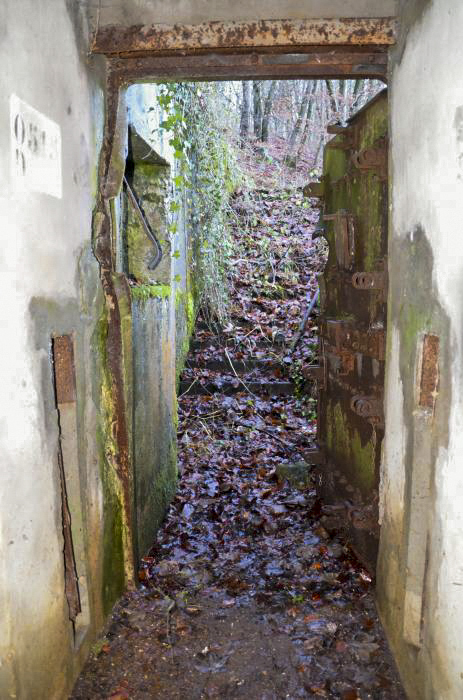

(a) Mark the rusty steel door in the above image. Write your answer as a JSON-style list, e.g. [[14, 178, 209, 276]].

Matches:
[[307, 90, 389, 571]]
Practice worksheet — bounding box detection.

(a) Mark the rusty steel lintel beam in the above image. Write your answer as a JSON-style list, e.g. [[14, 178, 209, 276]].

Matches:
[[92, 18, 397, 56], [108, 49, 388, 84]]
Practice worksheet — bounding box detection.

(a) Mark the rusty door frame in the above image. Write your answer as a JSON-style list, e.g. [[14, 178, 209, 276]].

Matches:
[[91, 17, 395, 583]]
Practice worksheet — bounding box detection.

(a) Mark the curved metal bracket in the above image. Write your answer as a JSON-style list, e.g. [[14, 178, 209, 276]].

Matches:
[[123, 175, 163, 271]]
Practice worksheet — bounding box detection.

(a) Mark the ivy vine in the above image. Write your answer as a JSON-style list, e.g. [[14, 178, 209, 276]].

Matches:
[[156, 82, 243, 324]]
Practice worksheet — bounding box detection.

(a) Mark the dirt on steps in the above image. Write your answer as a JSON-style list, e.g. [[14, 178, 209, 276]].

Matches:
[[71, 370, 405, 699], [71, 378, 405, 698]]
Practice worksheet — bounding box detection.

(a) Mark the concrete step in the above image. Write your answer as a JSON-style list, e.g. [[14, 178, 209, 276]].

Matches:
[[185, 357, 277, 373], [184, 360, 323, 379], [178, 379, 295, 397]]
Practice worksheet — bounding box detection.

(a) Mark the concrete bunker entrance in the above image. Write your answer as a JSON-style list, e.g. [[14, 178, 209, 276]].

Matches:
[[82, 18, 417, 696], [7, 4, 463, 699]]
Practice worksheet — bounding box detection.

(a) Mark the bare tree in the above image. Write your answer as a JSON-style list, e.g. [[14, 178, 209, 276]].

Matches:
[[234, 77, 383, 168], [261, 80, 277, 142], [252, 81, 263, 140], [239, 81, 251, 144], [285, 81, 314, 166], [296, 89, 317, 161]]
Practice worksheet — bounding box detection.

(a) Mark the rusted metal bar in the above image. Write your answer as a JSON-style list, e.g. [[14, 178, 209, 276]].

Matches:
[[92, 69, 137, 586], [93, 18, 397, 55], [52, 335, 76, 404], [419, 334, 439, 411], [324, 210, 355, 270], [108, 49, 388, 83], [109, 47, 389, 66]]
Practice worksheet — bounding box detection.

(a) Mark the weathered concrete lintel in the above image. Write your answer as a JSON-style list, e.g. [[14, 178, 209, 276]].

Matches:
[[93, 17, 397, 55]]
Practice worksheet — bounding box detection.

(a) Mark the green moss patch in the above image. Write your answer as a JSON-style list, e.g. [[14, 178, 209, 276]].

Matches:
[[131, 284, 171, 303]]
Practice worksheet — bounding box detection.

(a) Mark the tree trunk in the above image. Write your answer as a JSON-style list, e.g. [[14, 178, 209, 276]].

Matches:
[[252, 81, 263, 140], [341, 80, 352, 125], [285, 81, 314, 166], [325, 80, 340, 121], [296, 93, 316, 161], [261, 80, 277, 142], [239, 81, 251, 145], [286, 81, 313, 153], [352, 79, 364, 111]]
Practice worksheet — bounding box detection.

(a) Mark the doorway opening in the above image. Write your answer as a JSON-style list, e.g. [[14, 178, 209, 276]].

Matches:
[[119, 76, 388, 567], [72, 72, 401, 698]]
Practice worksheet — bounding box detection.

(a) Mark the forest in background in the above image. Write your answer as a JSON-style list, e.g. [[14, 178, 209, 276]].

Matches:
[[220, 79, 383, 186], [154, 78, 383, 322]]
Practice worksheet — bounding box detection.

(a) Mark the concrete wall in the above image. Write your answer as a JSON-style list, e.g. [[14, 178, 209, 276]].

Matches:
[[5, 2, 463, 699], [126, 83, 196, 383], [377, 1, 463, 698], [122, 120, 185, 560], [94, 0, 398, 26], [0, 2, 109, 698], [0, 11, 195, 697], [132, 296, 178, 559]]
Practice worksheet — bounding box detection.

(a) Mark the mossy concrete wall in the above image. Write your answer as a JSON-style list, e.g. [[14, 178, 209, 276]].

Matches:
[[0, 2, 122, 698], [132, 296, 178, 558], [125, 128, 171, 286], [96, 272, 135, 613], [377, 1, 463, 698], [319, 90, 388, 569], [123, 120, 196, 559], [126, 85, 197, 386], [0, 66, 197, 700]]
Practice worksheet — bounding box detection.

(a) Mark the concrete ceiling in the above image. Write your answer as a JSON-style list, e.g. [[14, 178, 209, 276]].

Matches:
[[95, 0, 398, 27]]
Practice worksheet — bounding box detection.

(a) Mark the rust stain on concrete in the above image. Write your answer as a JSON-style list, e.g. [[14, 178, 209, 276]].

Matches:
[[419, 334, 439, 411]]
